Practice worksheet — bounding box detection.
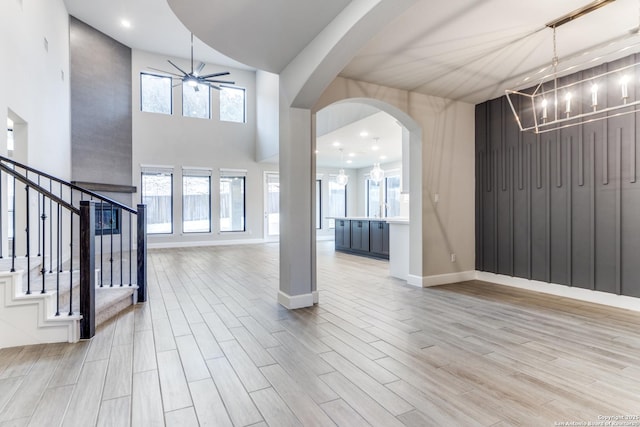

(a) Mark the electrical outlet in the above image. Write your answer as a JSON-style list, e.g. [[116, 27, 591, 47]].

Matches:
[[450, 253, 456, 262]]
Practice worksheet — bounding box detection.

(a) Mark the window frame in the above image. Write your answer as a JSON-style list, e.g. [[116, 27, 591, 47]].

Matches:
[[219, 86, 246, 123], [316, 179, 322, 230], [141, 170, 174, 235], [140, 72, 173, 115], [182, 173, 212, 234], [219, 173, 246, 232]]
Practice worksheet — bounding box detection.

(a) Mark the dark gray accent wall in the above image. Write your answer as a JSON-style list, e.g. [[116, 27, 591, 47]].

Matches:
[[70, 16, 132, 189], [476, 53, 640, 298]]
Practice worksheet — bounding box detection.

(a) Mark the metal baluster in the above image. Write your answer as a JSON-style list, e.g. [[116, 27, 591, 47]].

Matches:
[[120, 209, 123, 287], [69, 189, 73, 316], [110, 203, 113, 287], [49, 181, 52, 273], [41, 193, 46, 294], [100, 203, 103, 287], [129, 213, 132, 286], [25, 185, 30, 294], [59, 183, 63, 272], [55, 203, 60, 316], [37, 176, 40, 256], [11, 173, 16, 272]]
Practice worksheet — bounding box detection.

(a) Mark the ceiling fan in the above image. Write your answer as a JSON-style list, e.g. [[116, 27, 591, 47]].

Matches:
[[148, 33, 234, 92]]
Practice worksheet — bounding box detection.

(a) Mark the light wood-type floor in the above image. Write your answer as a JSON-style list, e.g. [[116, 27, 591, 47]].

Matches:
[[1, 241, 640, 426]]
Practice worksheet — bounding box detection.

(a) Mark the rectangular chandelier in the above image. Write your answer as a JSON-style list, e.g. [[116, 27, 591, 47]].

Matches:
[[506, 60, 640, 134]]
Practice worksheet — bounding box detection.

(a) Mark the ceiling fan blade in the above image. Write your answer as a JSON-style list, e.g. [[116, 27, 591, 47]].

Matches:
[[167, 60, 188, 76], [199, 71, 230, 79], [202, 82, 222, 91], [204, 79, 235, 85], [148, 67, 184, 78], [196, 62, 206, 75]]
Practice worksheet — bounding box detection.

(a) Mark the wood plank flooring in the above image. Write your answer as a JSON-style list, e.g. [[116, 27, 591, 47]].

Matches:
[[1, 241, 640, 426]]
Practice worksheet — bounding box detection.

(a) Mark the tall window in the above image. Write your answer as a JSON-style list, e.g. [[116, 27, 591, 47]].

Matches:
[[140, 73, 172, 114], [141, 168, 173, 234], [366, 179, 381, 217], [183, 82, 210, 119], [316, 179, 322, 229], [220, 86, 245, 123], [183, 169, 211, 233], [385, 175, 401, 217], [220, 170, 246, 232], [328, 177, 346, 229]]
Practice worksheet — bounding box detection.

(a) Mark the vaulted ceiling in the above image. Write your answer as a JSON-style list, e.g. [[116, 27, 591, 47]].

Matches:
[[65, 0, 640, 105]]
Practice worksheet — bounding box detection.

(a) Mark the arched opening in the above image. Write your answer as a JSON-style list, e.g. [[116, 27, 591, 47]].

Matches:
[[313, 98, 423, 287]]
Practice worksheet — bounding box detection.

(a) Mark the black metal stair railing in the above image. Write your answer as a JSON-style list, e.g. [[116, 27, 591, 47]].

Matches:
[[0, 155, 147, 340]]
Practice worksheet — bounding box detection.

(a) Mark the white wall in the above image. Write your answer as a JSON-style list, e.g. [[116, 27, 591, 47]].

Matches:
[[132, 50, 276, 247], [0, 0, 70, 177]]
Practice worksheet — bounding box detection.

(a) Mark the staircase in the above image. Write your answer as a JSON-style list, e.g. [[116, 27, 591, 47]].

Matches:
[[0, 156, 147, 348]]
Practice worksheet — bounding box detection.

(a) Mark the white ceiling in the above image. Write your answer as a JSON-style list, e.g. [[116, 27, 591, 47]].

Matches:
[[62, 0, 640, 167], [316, 111, 402, 170]]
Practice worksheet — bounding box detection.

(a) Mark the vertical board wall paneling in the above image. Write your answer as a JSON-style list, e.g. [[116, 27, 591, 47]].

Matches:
[[475, 52, 640, 298]]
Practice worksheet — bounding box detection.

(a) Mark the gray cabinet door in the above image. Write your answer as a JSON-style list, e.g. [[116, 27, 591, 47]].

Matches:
[[335, 220, 351, 250]]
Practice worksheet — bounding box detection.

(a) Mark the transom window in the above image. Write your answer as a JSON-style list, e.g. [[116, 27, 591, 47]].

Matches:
[[220, 86, 246, 123], [140, 73, 172, 114]]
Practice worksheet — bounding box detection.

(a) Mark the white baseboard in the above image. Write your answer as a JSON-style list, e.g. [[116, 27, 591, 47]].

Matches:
[[407, 271, 476, 288], [476, 271, 640, 312], [148, 238, 266, 249], [277, 290, 314, 309]]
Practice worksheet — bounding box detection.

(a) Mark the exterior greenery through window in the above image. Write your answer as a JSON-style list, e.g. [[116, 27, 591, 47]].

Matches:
[[183, 82, 210, 119], [328, 177, 347, 229], [140, 73, 172, 114], [141, 171, 173, 234], [183, 173, 211, 233], [366, 179, 381, 217], [220, 87, 245, 123], [385, 175, 401, 217], [220, 173, 246, 231]]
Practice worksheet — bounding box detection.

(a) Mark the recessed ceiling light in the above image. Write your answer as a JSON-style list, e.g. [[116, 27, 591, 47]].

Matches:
[[359, 131, 368, 137], [121, 19, 132, 28], [348, 152, 355, 157], [372, 145, 379, 151], [379, 155, 387, 160], [332, 141, 340, 147], [346, 160, 353, 164]]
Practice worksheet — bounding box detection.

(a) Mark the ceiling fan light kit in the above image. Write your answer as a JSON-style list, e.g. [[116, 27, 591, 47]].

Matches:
[[148, 33, 235, 91], [506, 0, 640, 134]]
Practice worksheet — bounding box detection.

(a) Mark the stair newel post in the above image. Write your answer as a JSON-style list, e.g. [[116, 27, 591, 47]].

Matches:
[[55, 203, 60, 316], [129, 214, 132, 286], [109, 203, 113, 287], [40, 193, 46, 294], [136, 204, 147, 302], [119, 209, 123, 287], [99, 202, 103, 288], [25, 185, 30, 294], [69, 190, 73, 315], [80, 200, 96, 339]]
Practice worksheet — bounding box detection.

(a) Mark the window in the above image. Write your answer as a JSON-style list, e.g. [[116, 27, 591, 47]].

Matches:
[[183, 169, 212, 233], [220, 86, 245, 123], [385, 175, 401, 217], [183, 82, 210, 119], [141, 168, 173, 234], [141, 73, 172, 114], [327, 177, 346, 229], [316, 179, 322, 229], [366, 179, 381, 217], [220, 170, 246, 232]]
